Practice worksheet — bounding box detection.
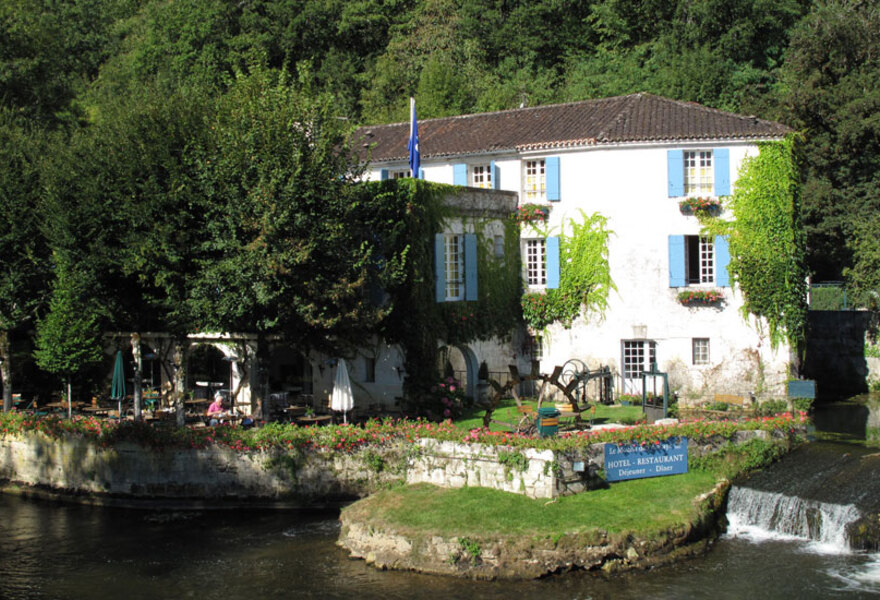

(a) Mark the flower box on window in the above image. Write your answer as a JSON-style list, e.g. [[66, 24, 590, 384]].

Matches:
[[514, 203, 550, 225], [678, 289, 724, 306], [679, 197, 722, 216]]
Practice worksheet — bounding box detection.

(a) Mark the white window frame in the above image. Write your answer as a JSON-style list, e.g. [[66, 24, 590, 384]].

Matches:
[[444, 234, 465, 301], [686, 235, 715, 285], [522, 159, 546, 202], [684, 150, 713, 196], [390, 169, 411, 179], [621, 340, 656, 395], [692, 338, 710, 366], [471, 164, 493, 189], [523, 238, 546, 287]]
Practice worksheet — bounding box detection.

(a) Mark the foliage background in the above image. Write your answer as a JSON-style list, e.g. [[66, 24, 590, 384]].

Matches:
[[1, 0, 878, 399]]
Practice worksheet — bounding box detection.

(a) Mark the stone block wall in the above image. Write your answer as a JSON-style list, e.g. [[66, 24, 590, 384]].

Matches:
[[408, 429, 794, 499], [0, 433, 407, 505]]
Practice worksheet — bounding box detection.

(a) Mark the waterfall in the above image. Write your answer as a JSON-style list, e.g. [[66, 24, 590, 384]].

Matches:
[[727, 485, 862, 552]]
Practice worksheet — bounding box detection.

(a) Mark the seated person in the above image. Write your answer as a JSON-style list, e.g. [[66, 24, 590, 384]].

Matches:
[[206, 393, 225, 426]]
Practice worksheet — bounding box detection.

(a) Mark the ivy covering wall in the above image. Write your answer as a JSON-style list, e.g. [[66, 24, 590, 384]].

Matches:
[[360, 179, 522, 397], [705, 137, 807, 348], [521, 211, 615, 330]]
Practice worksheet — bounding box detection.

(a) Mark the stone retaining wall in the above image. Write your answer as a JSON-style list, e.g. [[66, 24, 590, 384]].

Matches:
[[0, 433, 407, 506], [408, 429, 795, 499]]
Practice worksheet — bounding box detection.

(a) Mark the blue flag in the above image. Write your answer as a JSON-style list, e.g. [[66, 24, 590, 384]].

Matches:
[[408, 97, 420, 178]]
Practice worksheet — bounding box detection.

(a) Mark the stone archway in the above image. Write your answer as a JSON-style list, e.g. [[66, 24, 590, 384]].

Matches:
[[439, 344, 480, 400]]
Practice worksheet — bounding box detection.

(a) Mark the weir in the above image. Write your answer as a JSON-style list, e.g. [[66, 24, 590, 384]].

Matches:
[[725, 440, 880, 551], [727, 486, 860, 550]]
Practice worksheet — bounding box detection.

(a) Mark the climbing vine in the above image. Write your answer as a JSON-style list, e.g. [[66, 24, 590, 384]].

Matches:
[[521, 211, 615, 330], [702, 137, 807, 348], [358, 179, 522, 402]]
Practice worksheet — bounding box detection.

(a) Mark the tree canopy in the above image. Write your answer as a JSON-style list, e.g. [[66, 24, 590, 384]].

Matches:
[[1, 0, 879, 400]]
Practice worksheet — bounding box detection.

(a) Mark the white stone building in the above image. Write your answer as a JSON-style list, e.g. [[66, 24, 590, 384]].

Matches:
[[356, 93, 796, 400]]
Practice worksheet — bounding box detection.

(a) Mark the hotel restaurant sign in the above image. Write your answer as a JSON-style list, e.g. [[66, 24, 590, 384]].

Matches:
[[604, 437, 688, 482]]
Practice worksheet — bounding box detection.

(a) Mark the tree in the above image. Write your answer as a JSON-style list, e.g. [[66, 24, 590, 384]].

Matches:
[[33, 257, 104, 416], [190, 67, 380, 351], [0, 111, 51, 411], [776, 0, 880, 281]]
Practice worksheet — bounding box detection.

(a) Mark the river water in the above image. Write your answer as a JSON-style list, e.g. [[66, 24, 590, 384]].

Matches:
[[3, 399, 880, 599]]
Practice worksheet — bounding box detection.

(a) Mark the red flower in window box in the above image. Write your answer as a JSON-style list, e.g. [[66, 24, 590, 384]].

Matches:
[[678, 290, 724, 306], [514, 203, 550, 224], [679, 197, 722, 215]]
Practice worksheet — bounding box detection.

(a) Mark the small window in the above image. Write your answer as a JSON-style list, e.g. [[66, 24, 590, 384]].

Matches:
[[523, 239, 546, 287], [471, 165, 493, 189], [526, 334, 543, 360], [390, 169, 411, 179], [494, 235, 505, 259], [692, 338, 710, 365], [684, 151, 713, 196], [686, 236, 714, 285], [363, 356, 376, 382], [522, 159, 546, 202], [445, 234, 464, 301]]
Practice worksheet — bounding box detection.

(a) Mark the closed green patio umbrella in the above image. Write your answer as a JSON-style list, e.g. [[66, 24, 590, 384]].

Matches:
[[111, 350, 126, 419]]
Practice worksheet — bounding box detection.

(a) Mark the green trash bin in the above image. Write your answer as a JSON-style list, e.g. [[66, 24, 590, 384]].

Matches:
[[536, 407, 560, 438]]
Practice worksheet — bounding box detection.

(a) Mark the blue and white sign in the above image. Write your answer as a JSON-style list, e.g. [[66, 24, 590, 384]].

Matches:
[[604, 437, 688, 482]]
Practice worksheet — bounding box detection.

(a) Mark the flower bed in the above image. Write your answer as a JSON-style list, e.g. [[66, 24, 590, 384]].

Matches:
[[0, 410, 808, 454]]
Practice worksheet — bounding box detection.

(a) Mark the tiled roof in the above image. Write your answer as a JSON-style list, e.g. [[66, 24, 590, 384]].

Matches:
[[354, 93, 790, 162]]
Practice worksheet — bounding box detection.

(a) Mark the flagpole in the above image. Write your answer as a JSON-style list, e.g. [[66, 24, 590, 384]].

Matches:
[[408, 97, 420, 179]]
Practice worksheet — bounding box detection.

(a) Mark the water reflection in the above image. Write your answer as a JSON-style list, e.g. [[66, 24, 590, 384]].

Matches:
[[2, 494, 880, 600]]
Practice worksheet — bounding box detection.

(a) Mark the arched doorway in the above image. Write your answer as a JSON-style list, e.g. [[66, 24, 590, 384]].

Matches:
[[188, 344, 227, 400], [439, 344, 479, 400]]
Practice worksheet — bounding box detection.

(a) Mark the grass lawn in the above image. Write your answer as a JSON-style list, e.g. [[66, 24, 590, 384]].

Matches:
[[343, 470, 718, 538], [454, 397, 645, 432]]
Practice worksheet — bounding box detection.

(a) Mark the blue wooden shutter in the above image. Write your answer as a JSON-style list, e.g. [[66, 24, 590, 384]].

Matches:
[[714, 148, 730, 196], [464, 234, 478, 301], [668, 235, 686, 287], [715, 235, 731, 287], [379, 169, 389, 181], [434, 234, 446, 302], [546, 236, 560, 289], [453, 163, 468, 186], [418, 168, 425, 180], [546, 156, 561, 201], [667, 150, 684, 197], [490, 160, 500, 190]]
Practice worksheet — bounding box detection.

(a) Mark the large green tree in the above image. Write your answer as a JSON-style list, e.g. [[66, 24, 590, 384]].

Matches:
[[776, 0, 880, 282], [0, 111, 51, 411]]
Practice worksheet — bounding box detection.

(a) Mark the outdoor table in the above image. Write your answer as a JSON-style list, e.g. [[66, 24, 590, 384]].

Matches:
[[80, 406, 111, 416]]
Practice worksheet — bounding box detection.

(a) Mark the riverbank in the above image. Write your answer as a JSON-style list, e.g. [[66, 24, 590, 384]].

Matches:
[[337, 433, 802, 579], [0, 411, 808, 578]]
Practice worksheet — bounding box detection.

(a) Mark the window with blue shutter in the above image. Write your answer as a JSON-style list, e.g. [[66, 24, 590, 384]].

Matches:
[[668, 150, 684, 197], [434, 234, 446, 302], [490, 161, 500, 190], [668, 235, 686, 287], [418, 168, 425, 180], [546, 236, 560, 289], [714, 148, 730, 196], [379, 169, 389, 181], [464, 234, 478, 301], [715, 235, 730, 287], [453, 164, 468, 186], [546, 156, 561, 202]]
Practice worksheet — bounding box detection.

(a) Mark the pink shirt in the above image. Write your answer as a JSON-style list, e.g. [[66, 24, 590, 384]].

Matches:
[[207, 399, 223, 415]]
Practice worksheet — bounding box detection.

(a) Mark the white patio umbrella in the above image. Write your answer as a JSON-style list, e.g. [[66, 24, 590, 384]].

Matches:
[[330, 358, 354, 424]]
